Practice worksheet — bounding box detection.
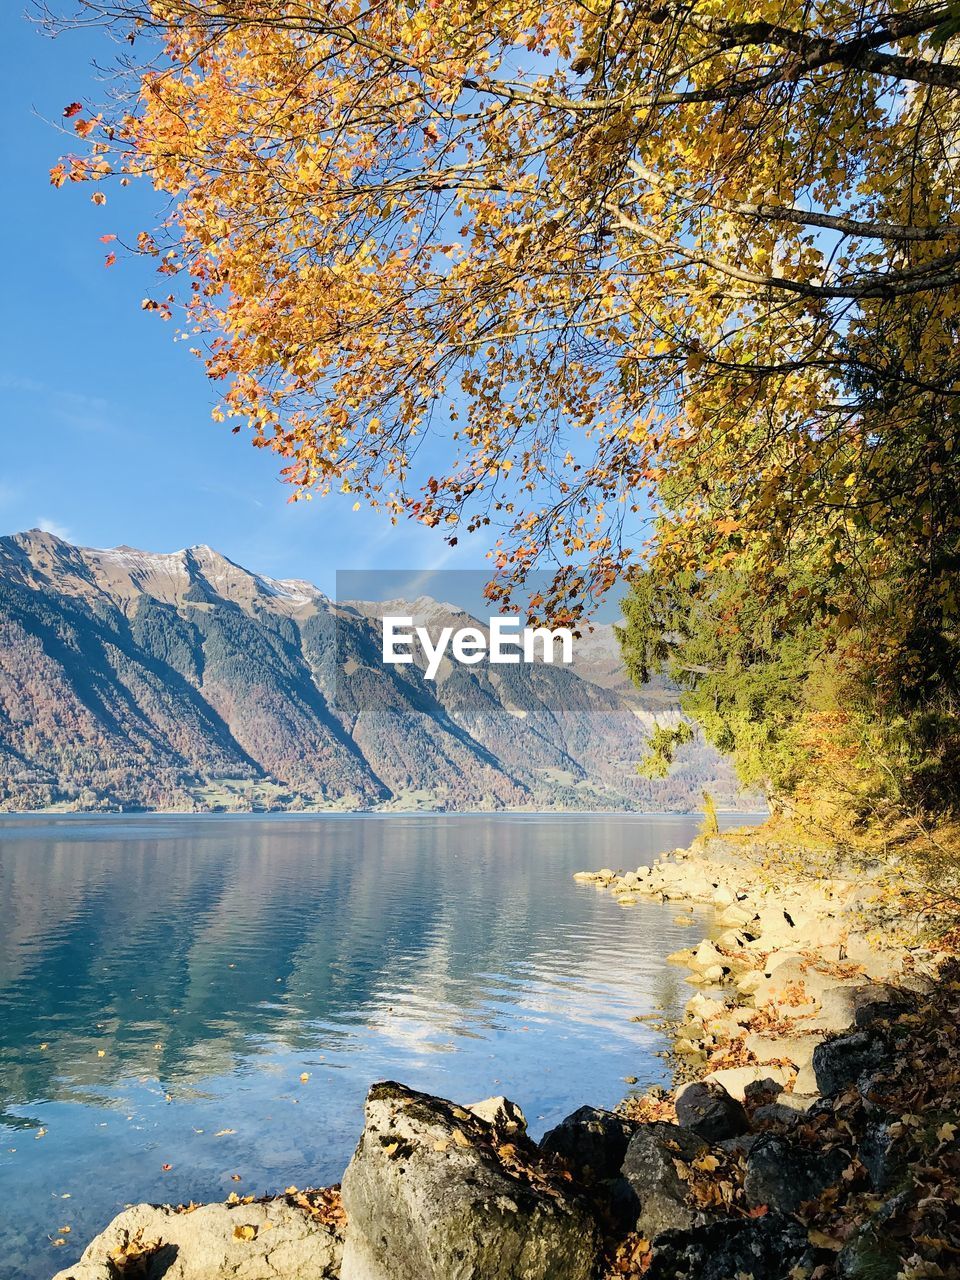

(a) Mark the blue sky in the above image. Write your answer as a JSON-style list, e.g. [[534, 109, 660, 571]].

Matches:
[[0, 9, 496, 593]]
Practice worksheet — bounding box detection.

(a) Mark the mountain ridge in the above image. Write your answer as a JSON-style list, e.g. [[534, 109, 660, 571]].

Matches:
[[0, 530, 740, 813]]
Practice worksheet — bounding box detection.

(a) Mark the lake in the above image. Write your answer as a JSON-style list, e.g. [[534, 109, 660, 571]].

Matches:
[[0, 811, 754, 1278]]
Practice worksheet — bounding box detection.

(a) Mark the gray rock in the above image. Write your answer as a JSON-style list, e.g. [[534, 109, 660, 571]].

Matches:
[[743, 1030, 824, 1070], [813, 1030, 889, 1097], [467, 1096, 527, 1132], [741, 1077, 784, 1107], [539, 1105, 636, 1182], [743, 1133, 848, 1213], [703, 1063, 794, 1100], [793, 1061, 819, 1095], [860, 1120, 910, 1193], [752, 1101, 807, 1127], [674, 1082, 749, 1143], [858, 1069, 895, 1116], [774, 1092, 819, 1113], [751, 957, 837, 1006], [841, 937, 904, 982], [539, 1106, 641, 1232], [716, 1133, 760, 1158], [620, 1122, 715, 1240], [816, 984, 911, 1034], [339, 1082, 597, 1280], [50, 1198, 343, 1280], [645, 1214, 813, 1280]]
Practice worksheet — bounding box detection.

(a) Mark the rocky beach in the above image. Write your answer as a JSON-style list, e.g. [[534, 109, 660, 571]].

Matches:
[[52, 832, 960, 1280]]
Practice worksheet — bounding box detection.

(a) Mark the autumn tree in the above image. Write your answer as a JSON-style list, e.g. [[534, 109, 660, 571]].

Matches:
[[49, 0, 960, 816]]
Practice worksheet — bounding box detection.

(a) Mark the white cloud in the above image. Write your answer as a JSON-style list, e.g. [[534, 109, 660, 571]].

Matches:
[[36, 517, 73, 541]]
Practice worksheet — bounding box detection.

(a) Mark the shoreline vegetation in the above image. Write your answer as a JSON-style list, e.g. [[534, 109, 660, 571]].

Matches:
[[53, 828, 960, 1280]]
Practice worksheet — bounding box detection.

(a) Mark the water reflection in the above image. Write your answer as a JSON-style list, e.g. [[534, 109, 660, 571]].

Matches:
[[0, 812, 747, 1278]]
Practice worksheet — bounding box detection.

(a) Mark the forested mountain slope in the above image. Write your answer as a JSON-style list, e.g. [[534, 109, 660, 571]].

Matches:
[[0, 530, 739, 811]]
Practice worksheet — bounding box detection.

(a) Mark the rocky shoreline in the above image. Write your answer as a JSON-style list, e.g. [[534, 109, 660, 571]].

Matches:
[[53, 834, 959, 1280]]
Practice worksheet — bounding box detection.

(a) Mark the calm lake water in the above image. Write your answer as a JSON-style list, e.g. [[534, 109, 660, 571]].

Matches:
[[0, 812, 755, 1279]]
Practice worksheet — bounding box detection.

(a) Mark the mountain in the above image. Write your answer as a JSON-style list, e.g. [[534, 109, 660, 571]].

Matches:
[[0, 530, 740, 812]]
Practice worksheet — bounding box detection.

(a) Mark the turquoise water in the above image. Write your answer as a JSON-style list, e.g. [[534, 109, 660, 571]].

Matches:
[[0, 812, 752, 1278]]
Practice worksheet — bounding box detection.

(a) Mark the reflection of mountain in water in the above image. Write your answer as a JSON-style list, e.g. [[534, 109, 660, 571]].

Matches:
[[0, 529, 739, 812], [0, 814, 705, 1118]]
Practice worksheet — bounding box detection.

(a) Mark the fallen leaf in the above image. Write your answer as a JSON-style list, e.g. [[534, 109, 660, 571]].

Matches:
[[807, 1230, 844, 1251], [233, 1224, 257, 1242]]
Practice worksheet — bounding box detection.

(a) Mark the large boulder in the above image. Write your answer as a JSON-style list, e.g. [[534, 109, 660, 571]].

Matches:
[[539, 1106, 639, 1231], [50, 1198, 343, 1280], [539, 1106, 636, 1183], [743, 1030, 824, 1071], [645, 1214, 813, 1280], [674, 1082, 748, 1143], [751, 957, 837, 1007], [814, 984, 911, 1034], [620, 1123, 717, 1240], [813, 1030, 889, 1096], [339, 1082, 597, 1280], [743, 1134, 848, 1214], [842, 937, 904, 982], [702, 1063, 794, 1101]]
